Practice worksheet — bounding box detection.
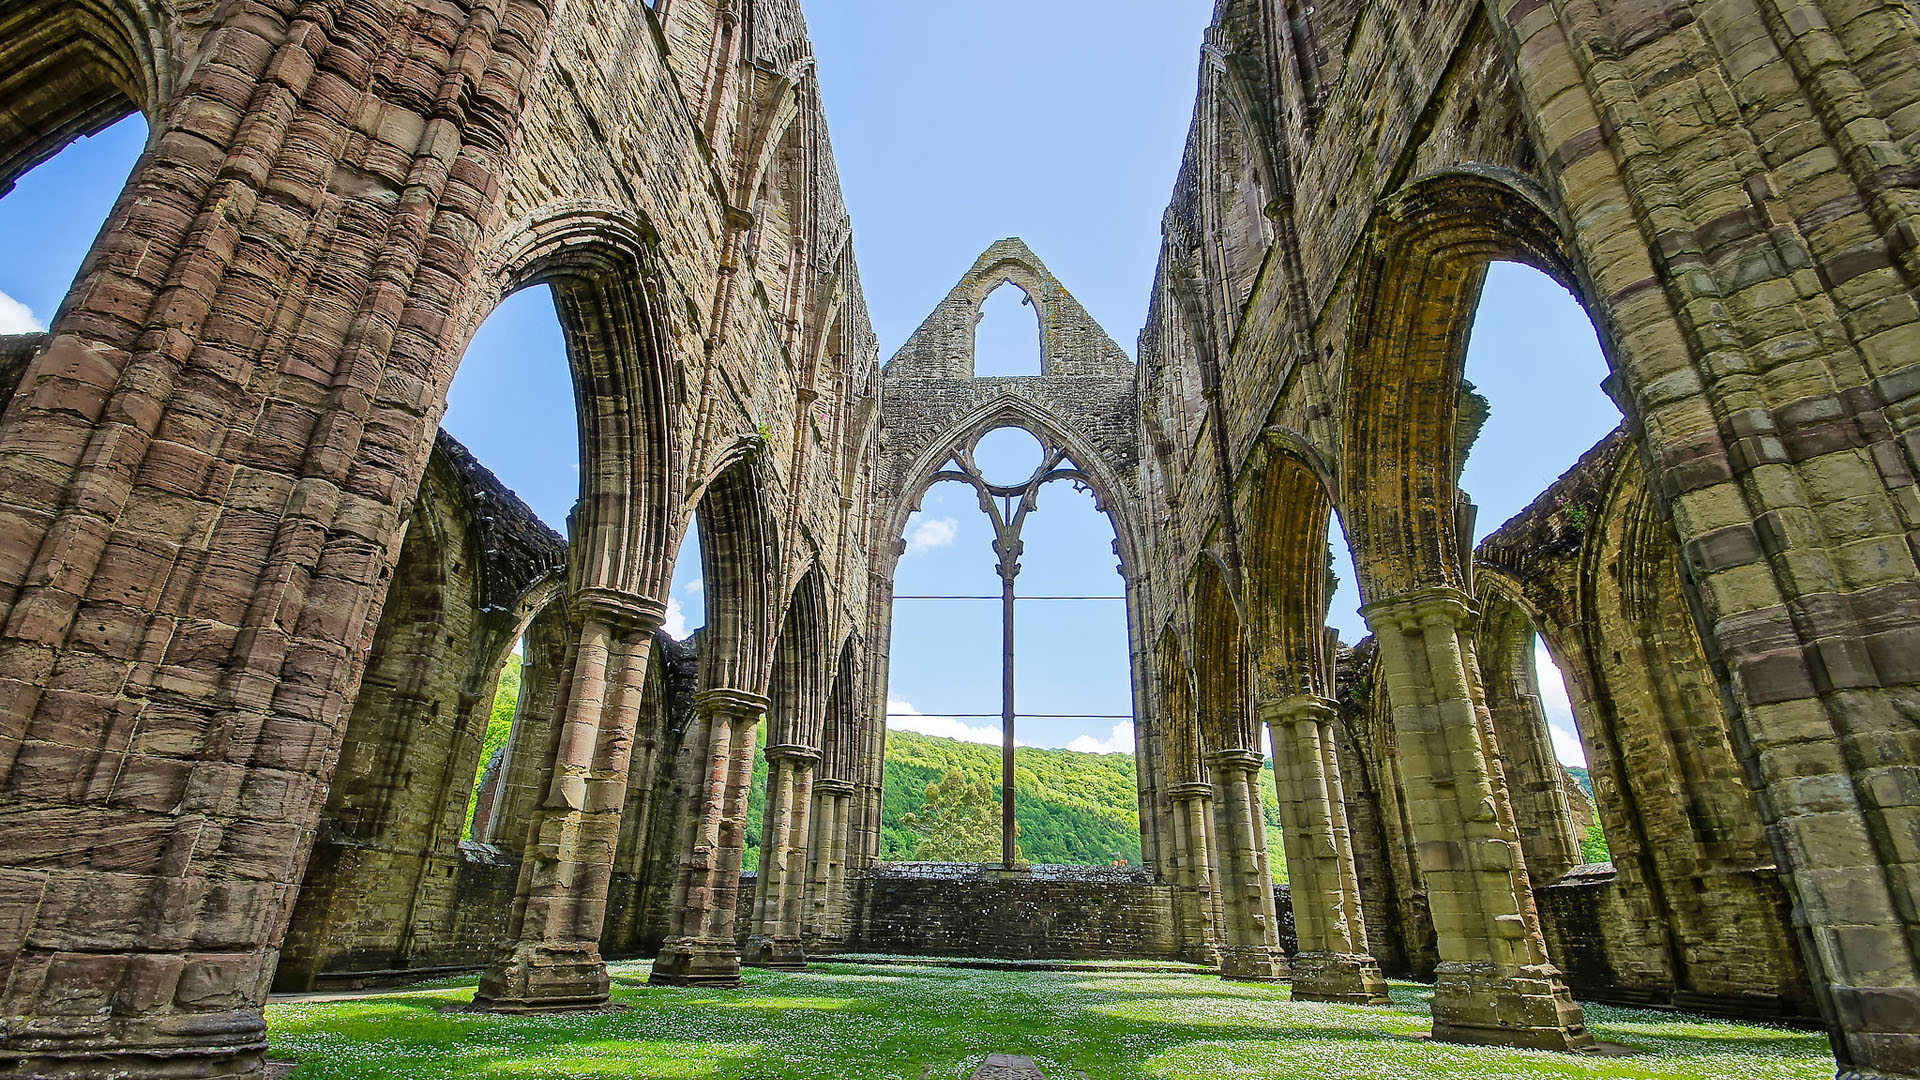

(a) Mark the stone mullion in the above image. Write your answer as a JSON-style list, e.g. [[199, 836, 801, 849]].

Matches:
[[1262, 696, 1390, 1003], [1366, 588, 1591, 1050], [1206, 750, 1287, 982], [651, 689, 766, 986], [473, 593, 664, 1012]]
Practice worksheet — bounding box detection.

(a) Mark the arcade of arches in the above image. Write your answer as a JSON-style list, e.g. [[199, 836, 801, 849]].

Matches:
[[0, 0, 1914, 1077]]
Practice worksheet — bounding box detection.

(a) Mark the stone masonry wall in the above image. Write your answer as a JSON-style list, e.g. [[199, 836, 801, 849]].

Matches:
[[844, 866, 1179, 962]]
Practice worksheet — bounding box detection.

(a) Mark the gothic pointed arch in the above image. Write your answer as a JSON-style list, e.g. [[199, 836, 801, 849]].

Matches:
[[1189, 552, 1256, 755], [1240, 428, 1341, 700], [1340, 167, 1584, 602], [0, 0, 171, 193], [768, 565, 828, 749], [690, 445, 784, 694], [881, 393, 1144, 581], [1157, 625, 1205, 787], [490, 204, 689, 603]]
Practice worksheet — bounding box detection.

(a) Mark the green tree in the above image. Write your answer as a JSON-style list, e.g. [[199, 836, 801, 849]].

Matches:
[[462, 653, 523, 839], [902, 770, 1017, 863]]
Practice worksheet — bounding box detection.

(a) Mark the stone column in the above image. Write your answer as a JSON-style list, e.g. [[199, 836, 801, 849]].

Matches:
[[1168, 782, 1222, 966], [745, 745, 818, 969], [805, 777, 856, 952], [1363, 587, 1590, 1050], [474, 591, 665, 1012], [1262, 695, 1391, 1004], [1206, 749, 1287, 981], [650, 689, 767, 986]]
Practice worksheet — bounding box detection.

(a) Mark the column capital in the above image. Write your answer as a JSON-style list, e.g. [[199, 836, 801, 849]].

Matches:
[[1257, 694, 1339, 726], [694, 687, 771, 720], [573, 588, 669, 634], [1360, 586, 1477, 634], [1169, 781, 1215, 802], [764, 743, 821, 765], [813, 777, 858, 797], [1203, 748, 1265, 773]]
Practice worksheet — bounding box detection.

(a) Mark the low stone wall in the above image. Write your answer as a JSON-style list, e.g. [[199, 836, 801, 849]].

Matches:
[[1536, 863, 1817, 1020], [844, 864, 1180, 961], [289, 842, 520, 989]]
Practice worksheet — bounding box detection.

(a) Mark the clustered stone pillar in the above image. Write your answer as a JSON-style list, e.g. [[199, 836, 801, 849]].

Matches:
[[1262, 695, 1391, 1004], [805, 777, 857, 952], [1167, 781, 1222, 966], [1205, 749, 1288, 981], [745, 744, 819, 969], [651, 689, 768, 986], [474, 591, 665, 1012], [1364, 588, 1590, 1050]]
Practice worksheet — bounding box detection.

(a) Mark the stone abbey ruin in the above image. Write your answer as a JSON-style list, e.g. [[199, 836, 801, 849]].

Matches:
[[0, 0, 1917, 1075]]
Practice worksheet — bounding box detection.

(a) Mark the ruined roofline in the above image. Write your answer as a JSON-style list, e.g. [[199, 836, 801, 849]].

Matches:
[[431, 427, 569, 612], [1474, 425, 1632, 567]]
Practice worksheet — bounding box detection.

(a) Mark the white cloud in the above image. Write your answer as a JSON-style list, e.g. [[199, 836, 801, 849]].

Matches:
[[0, 291, 44, 335], [664, 596, 688, 639], [1535, 638, 1588, 767], [888, 700, 1018, 746], [905, 515, 959, 557], [1067, 721, 1135, 755], [685, 578, 703, 595]]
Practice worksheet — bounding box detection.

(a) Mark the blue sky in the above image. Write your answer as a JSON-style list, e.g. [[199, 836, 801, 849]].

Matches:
[[0, 5, 1619, 765]]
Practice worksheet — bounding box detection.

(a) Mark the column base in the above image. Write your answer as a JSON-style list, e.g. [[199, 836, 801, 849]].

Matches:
[[649, 937, 743, 987], [1216, 945, 1288, 982], [0, 1011, 269, 1078], [742, 935, 808, 971], [1290, 951, 1392, 1005], [1430, 962, 1593, 1051], [472, 942, 613, 1013]]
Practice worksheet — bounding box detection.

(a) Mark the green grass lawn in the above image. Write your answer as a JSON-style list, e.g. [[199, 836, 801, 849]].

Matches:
[[266, 961, 1834, 1079]]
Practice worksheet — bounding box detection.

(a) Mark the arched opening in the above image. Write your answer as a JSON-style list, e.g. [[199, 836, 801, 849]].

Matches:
[[1155, 628, 1220, 964], [745, 570, 827, 968], [1337, 173, 1601, 1039], [1016, 476, 1137, 866], [796, 634, 860, 948], [883, 423, 1142, 868], [442, 286, 581, 532], [437, 287, 580, 851], [0, 1, 158, 198], [883, 476, 1005, 861], [668, 511, 707, 640], [751, 117, 808, 331], [650, 453, 783, 986], [1474, 587, 1598, 885], [1190, 557, 1286, 981], [470, 600, 573, 851], [1210, 79, 1272, 322], [0, 109, 146, 351], [1457, 260, 1618, 787], [277, 282, 580, 989], [973, 282, 1042, 377]]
